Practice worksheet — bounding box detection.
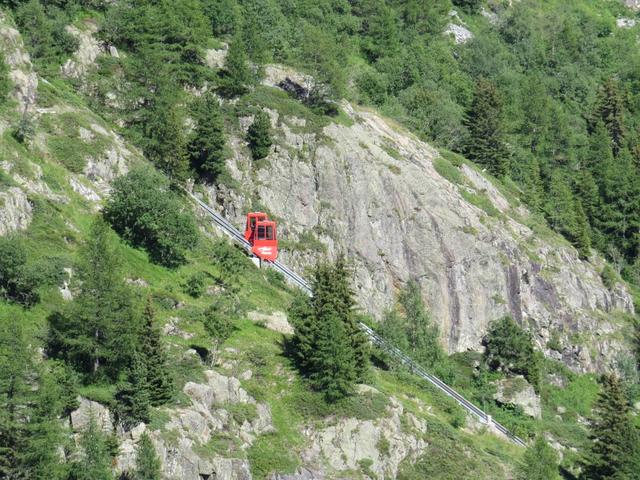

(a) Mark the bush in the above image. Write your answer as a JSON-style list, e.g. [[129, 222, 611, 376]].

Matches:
[[103, 168, 198, 267], [0, 236, 40, 306], [483, 316, 541, 389], [202, 294, 239, 343], [182, 272, 207, 298]]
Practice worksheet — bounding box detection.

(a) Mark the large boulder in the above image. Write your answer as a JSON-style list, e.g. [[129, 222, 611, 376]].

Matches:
[[70, 397, 114, 434], [492, 376, 542, 419]]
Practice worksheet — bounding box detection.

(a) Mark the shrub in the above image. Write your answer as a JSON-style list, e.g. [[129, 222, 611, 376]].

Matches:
[[483, 316, 541, 389], [182, 272, 207, 298], [103, 168, 198, 268], [601, 264, 617, 290], [0, 236, 40, 306], [202, 294, 239, 343], [0, 52, 9, 104]]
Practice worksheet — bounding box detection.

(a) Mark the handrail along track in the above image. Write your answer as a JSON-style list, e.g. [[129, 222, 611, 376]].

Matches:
[[190, 193, 526, 447]]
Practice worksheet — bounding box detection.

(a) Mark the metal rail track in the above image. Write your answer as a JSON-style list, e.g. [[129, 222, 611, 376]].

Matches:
[[189, 193, 526, 447]]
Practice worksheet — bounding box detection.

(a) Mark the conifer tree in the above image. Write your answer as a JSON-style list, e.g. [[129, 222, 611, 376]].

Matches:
[[115, 351, 150, 429], [140, 297, 174, 406], [463, 78, 509, 177], [189, 91, 226, 180], [133, 433, 161, 480], [46, 218, 137, 379], [582, 374, 640, 479], [594, 77, 626, 156], [309, 312, 356, 402], [246, 110, 273, 160], [220, 30, 252, 97], [0, 320, 66, 479], [289, 259, 369, 401], [518, 436, 560, 480], [69, 417, 113, 480]]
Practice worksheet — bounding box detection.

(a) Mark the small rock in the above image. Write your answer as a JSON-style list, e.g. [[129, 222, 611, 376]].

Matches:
[[108, 45, 119, 58], [125, 277, 149, 288], [444, 23, 474, 44], [556, 406, 566, 414], [617, 17, 637, 28], [247, 310, 294, 335], [70, 397, 113, 434], [130, 422, 146, 442], [240, 369, 253, 381]]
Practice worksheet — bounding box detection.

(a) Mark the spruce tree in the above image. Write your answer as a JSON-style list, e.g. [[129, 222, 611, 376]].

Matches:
[[290, 259, 369, 401], [518, 436, 560, 480], [463, 78, 509, 177], [115, 351, 151, 429], [594, 77, 626, 156], [46, 218, 137, 379], [582, 374, 640, 479], [246, 110, 273, 160], [140, 297, 174, 406], [133, 433, 161, 480], [69, 417, 113, 480], [309, 312, 357, 402], [189, 91, 226, 180]]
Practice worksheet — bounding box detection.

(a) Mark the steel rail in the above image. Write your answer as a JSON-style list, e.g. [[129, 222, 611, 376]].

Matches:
[[189, 193, 526, 447]]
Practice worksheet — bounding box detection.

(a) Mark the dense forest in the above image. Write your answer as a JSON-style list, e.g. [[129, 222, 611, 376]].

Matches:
[[2, 0, 640, 479]]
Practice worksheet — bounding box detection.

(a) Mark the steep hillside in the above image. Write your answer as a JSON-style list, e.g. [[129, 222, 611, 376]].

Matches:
[[1, 2, 640, 480], [208, 72, 635, 374]]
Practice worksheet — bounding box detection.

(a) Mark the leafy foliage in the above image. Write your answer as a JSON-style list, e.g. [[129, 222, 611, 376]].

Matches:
[[517, 436, 560, 480], [103, 168, 198, 268], [483, 316, 541, 389], [0, 52, 9, 104]]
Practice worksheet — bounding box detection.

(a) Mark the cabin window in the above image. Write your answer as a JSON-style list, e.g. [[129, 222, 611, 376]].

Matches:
[[257, 225, 266, 240], [266, 225, 274, 240], [250, 217, 256, 230]]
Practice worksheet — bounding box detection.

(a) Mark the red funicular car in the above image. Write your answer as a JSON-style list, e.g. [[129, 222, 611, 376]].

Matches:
[[244, 212, 278, 262]]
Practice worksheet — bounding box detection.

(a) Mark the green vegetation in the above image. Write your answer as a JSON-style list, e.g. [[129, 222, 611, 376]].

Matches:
[[103, 168, 198, 268], [189, 91, 227, 180], [0, 52, 9, 104], [517, 436, 560, 480], [289, 257, 369, 401], [582, 374, 640, 479], [0, 235, 42, 306], [483, 316, 541, 389], [133, 433, 162, 480], [246, 110, 273, 161]]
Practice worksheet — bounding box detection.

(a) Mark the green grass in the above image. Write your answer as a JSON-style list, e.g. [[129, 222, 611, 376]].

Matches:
[[433, 156, 465, 186], [460, 189, 502, 218]]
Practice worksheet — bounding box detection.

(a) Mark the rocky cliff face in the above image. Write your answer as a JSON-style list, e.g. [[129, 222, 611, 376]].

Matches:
[[206, 69, 634, 374]]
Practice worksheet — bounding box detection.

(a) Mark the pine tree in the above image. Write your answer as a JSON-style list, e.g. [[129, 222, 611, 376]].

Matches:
[[594, 77, 626, 156], [246, 110, 272, 160], [518, 436, 560, 480], [140, 297, 174, 406], [133, 433, 161, 480], [582, 374, 640, 479], [189, 91, 226, 180], [69, 417, 113, 480], [463, 78, 509, 177], [287, 291, 317, 375], [115, 351, 151, 429], [46, 218, 137, 379]]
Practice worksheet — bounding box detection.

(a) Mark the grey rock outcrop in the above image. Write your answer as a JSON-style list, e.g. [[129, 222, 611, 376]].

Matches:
[[300, 397, 427, 479], [0, 187, 32, 235], [492, 376, 541, 419], [70, 397, 114, 434], [247, 310, 294, 335], [624, 0, 640, 10], [116, 370, 272, 480], [0, 12, 38, 113], [209, 95, 634, 374], [61, 22, 101, 79]]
